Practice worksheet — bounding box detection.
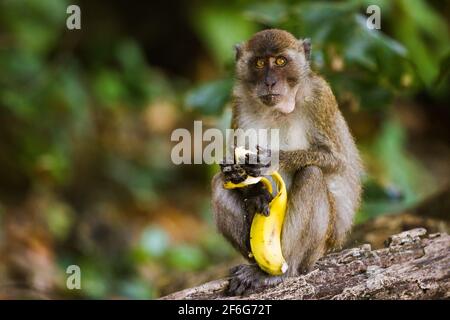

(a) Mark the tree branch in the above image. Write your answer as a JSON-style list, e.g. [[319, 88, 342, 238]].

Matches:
[[161, 228, 450, 300]]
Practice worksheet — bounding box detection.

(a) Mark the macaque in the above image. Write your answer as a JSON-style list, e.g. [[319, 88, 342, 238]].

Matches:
[[211, 29, 362, 296]]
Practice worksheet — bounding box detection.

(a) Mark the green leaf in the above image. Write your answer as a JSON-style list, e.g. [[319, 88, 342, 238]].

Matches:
[[361, 119, 436, 219], [45, 202, 74, 241], [116, 40, 146, 73], [192, 5, 257, 65], [398, 0, 448, 42], [355, 15, 407, 58], [185, 78, 233, 115], [92, 69, 125, 107], [80, 261, 110, 298], [119, 279, 155, 299], [200, 232, 236, 262], [1, 0, 68, 55], [166, 245, 208, 271], [243, 2, 288, 25], [393, 0, 449, 86], [434, 51, 450, 88]]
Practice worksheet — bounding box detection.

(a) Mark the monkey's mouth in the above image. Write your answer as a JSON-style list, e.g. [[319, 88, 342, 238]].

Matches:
[[259, 94, 282, 106]]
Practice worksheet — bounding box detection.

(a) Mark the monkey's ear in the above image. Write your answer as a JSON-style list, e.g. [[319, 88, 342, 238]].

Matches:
[[301, 38, 312, 61], [234, 43, 243, 61]]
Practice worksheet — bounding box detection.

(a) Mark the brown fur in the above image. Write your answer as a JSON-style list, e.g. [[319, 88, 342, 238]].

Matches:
[[245, 29, 301, 56], [212, 29, 362, 294]]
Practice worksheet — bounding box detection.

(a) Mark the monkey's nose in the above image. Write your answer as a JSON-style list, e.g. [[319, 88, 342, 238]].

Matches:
[[264, 76, 277, 89]]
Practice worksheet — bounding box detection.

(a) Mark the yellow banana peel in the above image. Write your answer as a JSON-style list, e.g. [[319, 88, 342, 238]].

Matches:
[[223, 158, 288, 275], [249, 172, 288, 275]]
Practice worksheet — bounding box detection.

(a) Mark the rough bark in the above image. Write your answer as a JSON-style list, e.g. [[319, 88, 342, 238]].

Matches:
[[161, 228, 450, 300]]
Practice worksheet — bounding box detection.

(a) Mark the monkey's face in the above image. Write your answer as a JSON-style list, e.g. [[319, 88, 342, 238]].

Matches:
[[247, 52, 302, 112], [235, 30, 311, 114]]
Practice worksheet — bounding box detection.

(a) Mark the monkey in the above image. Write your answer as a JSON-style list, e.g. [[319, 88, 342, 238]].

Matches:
[[211, 29, 363, 296]]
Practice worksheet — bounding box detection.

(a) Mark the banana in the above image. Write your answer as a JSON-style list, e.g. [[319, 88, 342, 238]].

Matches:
[[223, 148, 288, 275], [223, 147, 263, 189], [249, 172, 288, 275]]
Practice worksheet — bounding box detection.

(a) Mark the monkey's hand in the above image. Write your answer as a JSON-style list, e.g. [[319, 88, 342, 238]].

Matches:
[[240, 145, 272, 178], [242, 182, 273, 217], [220, 162, 248, 184]]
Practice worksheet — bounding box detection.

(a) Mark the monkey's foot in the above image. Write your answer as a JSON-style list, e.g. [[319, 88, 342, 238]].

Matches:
[[227, 264, 283, 296]]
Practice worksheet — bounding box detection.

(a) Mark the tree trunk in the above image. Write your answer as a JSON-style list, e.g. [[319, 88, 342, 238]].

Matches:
[[161, 228, 450, 300]]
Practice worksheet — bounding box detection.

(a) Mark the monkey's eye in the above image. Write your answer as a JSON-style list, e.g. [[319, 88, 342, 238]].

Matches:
[[255, 59, 265, 69], [275, 56, 287, 66]]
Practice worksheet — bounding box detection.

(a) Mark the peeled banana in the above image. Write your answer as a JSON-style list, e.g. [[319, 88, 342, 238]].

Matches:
[[223, 147, 288, 275]]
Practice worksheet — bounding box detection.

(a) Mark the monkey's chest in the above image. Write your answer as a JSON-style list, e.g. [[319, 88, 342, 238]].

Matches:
[[240, 117, 310, 151], [278, 120, 310, 151]]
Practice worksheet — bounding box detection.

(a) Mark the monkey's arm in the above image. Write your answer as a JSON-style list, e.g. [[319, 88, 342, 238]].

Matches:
[[276, 77, 347, 173], [212, 173, 251, 257], [211, 173, 273, 258], [279, 145, 341, 173]]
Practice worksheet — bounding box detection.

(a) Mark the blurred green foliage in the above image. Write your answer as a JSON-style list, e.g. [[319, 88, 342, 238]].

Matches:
[[0, 0, 449, 299], [186, 0, 449, 220]]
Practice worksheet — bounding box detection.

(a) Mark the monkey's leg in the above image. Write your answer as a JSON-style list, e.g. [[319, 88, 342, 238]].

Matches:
[[227, 166, 333, 296], [211, 173, 251, 258], [212, 172, 279, 296], [281, 165, 333, 275]]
